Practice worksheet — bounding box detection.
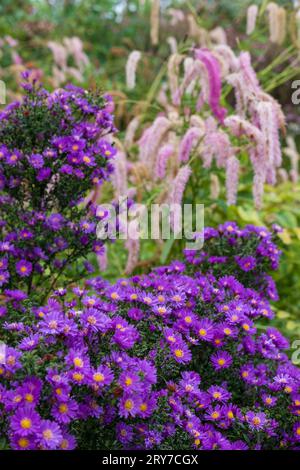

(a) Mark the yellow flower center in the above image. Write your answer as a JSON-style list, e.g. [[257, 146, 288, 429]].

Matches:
[[125, 399, 133, 410], [61, 439, 69, 449], [59, 404, 68, 414], [73, 357, 83, 368], [199, 329, 207, 337], [43, 429, 53, 440], [73, 372, 84, 382], [18, 438, 30, 448], [174, 349, 183, 358], [20, 418, 32, 429], [25, 393, 34, 403], [93, 372, 105, 382]]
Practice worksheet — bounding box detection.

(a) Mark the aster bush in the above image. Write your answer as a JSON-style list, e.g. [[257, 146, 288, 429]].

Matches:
[[1, 223, 300, 450], [0, 75, 116, 303]]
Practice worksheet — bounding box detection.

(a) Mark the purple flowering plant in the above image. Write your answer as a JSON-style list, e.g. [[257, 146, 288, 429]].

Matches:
[[1, 223, 300, 450], [0, 74, 116, 302]]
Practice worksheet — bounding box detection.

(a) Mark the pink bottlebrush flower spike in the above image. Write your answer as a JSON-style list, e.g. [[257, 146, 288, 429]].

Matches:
[[195, 48, 227, 123]]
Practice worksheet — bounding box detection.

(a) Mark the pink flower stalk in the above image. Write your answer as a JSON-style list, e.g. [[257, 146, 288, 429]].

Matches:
[[246, 5, 258, 35], [154, 144, 174, 180], [168, 53, 184, 104], [201, 117, 233, 169], [257, 101, 282, 183], [126, 51, 142, 90], [63, 37, 89, 71], [150, 0, 160, 46], [253, 173, 265, 209], [210, 27, 227, 45], [11, 51, 22, 65], [224, 116, 265, 155], [173, 59, 198, 106], [124, 116, 140, 149], [67, 67, 83, 82], [195, 48, 227, 123], [168, 165, 191, 232], [226, 156, 240, 205], [168, 165, 191, 206], [210, 174, 220, 199], [239, 52, 260, 93], [97, 245, 108, 272], [48, 41, 68, 69], [139, 116, 172, 166], [214, 45, 239, 72], [179, 127, 203, 162], [167, 37, 178, 54], [284, 136, 299, 183], [112, 151, 128, 198]]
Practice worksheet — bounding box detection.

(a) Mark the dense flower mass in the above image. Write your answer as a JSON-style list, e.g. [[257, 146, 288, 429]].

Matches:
[[0, 75, 116, 299], [1, 224, 299, 450]]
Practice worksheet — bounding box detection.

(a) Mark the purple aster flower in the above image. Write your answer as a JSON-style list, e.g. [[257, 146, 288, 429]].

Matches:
[[235, 256, 257, 272], [208, 385, 231, 402], [28, 153, 44, 168], [195, 318, 215, 342], [89, 366, 114, 390], [52, 399, 79, 424], [6, 150, 22, 166], [10, 435, 36, 450], [59, 432, 77, 450], [46, 213, 65, 231], [0, 257, 8, 270], [293, 423, 300, 441], [39, 311, 65, 335], [119, 394, 140, 418], [0, 270, 9, 286], [170, 340, 192, 364], [116, 423, 134, 445], [16, 260, 32, 277], [10, 406, 41, 436], [38, 420, 63, 449], [211, 351, 233, 370], [245, 411, 267, 430], [80, 309, 111, 333], [18, 334, 40, 351]]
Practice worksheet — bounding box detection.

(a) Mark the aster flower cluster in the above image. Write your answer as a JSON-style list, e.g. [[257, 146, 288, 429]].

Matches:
[[0, 75, 116, 300], [1, 224, 300, 450]]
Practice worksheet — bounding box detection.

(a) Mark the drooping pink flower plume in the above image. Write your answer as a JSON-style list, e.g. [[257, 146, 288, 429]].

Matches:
[[168, 165, 192, 206], [155, 144, 174, 179], [195, 48, 227, 123], [179, 127, 203, 162], [226, 156, 240, 205], [126, 51, 142, 90]]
